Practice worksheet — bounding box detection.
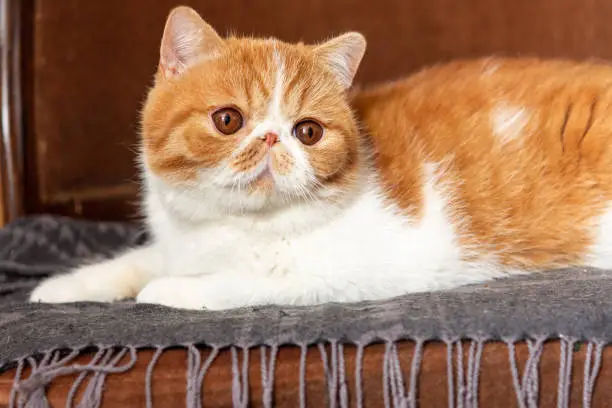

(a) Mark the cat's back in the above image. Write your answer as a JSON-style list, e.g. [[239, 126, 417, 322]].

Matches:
[[352, 57, 612, 270], [353, 57, 612, 157]]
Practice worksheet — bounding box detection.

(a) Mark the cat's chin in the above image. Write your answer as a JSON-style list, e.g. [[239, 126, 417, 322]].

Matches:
[[247, 170, 275, 193], [226, 182, 324, 214]]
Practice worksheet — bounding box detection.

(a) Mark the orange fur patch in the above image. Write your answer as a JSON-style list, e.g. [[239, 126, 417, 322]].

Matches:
[[269, 145, 295, 176], [353, 58, 612, 269]]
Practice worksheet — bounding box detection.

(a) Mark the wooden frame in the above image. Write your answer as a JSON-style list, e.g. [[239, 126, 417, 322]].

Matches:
[[0, 0, 26, 224], [1, 341, 612, 406]]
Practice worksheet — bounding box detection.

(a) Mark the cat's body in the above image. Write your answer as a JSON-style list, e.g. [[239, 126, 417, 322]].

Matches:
[[29, 7, 612, 310], [356, 58, 612, 271]]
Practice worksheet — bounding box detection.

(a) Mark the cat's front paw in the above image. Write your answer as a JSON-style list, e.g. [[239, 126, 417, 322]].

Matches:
[[29, 270, 124, 303], [136, 277, 239, 310], [30, 262, 140, 303], [136, 278, 208, 310], [29, 274, 88, 303]]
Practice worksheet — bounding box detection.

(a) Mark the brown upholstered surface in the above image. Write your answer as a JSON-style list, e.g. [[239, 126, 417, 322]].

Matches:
[[1, 341, 611, 407]]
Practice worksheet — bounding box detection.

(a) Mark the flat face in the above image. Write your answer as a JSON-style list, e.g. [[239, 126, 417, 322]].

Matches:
[[142, 37, 360, 211]]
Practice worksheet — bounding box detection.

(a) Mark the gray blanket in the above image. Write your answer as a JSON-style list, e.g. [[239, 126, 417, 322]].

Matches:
[[1, 215, 611, 407]]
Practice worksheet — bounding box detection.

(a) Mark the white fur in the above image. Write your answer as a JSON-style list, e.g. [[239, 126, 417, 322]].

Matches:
[[137, 174, 495, 309], [138, 164, 507, 309], [30, 159, 510, 310], [491, 103, 528, 144], [29, 246, 162, 303], [30, 54, 511, 310], [587, 205, 612, 268]]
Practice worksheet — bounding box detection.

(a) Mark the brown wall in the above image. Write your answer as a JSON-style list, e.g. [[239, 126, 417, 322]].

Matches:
[[19, 0, 612, 221]]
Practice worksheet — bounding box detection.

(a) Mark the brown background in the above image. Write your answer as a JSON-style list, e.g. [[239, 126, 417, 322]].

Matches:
[[16, 0, 612, 221]]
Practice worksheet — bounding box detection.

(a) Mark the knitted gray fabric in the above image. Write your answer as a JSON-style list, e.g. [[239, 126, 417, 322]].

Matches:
[[0, 215, 611, 407]]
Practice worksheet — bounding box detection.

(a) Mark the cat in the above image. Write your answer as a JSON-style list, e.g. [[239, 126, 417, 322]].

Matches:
[[29, 5, 612, 310]]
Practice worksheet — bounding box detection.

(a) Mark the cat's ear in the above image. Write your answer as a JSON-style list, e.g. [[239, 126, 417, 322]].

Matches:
[[314, 32, 367, 89], [159, 6, 224, 79]]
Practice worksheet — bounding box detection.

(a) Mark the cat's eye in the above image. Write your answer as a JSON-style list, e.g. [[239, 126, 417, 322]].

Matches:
[[294, 120, 323, 146], [212, 107, 243, 135]]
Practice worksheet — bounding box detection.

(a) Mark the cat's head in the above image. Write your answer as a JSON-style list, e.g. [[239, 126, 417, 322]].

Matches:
[[141, 6, 366, 213]]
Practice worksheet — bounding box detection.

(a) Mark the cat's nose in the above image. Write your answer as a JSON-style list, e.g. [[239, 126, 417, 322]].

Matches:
[[263, 132, 279, 147]]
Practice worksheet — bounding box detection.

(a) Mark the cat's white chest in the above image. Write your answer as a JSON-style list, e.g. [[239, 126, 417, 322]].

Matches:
[[146, 166, 510, 302], [158, 222, 297, 277]]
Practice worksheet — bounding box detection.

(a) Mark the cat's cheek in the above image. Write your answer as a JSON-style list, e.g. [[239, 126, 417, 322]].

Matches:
[[308, 150, 350, 181], [301, 134, 351, 178]]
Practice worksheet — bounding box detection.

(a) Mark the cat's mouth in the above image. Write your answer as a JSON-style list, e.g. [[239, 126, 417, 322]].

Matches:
[[256, 167, 272, 180], [247, 165, 276, 193], [224, 143, 297, 195]]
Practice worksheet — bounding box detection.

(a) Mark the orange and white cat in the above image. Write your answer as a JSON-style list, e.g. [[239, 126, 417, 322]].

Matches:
[[30, 6, 612, 310]]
